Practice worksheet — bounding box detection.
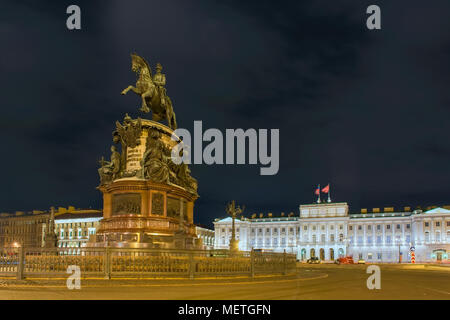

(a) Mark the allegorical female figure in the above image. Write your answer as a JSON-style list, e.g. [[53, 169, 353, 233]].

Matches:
[[98, 145, 121, 185], [141, 130, 170, 183]]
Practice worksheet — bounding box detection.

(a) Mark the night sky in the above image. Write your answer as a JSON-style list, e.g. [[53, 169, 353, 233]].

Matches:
[[1, 1, 450, 227]]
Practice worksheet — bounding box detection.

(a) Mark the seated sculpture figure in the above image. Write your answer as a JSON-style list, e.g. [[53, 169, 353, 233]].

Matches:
[[98, 146, 121, 185], [141, 130, 170, 184]]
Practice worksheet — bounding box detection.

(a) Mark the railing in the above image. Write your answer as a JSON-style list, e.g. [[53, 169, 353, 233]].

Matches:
[[0, 247, 296, 280]]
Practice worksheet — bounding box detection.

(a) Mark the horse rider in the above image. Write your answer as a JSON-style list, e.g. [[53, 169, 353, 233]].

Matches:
[[153, 63, 167, 108]]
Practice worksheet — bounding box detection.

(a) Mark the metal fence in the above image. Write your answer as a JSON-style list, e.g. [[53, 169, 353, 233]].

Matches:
[[0, 247, 296, 280]]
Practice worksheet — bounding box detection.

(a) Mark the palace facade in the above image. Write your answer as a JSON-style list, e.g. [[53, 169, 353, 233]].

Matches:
[[213, 202, 450, 263]]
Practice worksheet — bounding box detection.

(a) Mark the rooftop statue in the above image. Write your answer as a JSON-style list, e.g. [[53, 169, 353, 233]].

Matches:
[[121, 54, 177, 130]]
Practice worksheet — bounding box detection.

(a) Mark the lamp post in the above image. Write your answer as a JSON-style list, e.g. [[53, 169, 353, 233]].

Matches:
[[397, 237, 404, 263], [226, 200, 244, 253]]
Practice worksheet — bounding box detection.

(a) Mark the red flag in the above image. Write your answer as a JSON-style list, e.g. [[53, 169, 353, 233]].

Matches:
[[314, 186, 320, 195], [322, 184, 330, 193]]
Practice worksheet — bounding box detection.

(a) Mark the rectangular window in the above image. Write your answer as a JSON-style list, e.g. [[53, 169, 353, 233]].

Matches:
[[424, 222, 429, 227], [376, 236, 382, 244], [367, 225, 372, 230], [435, 221, 440, 227], [406, 224, 410, 229], [436, 232, 441, 241], [386, 225, 391, 230], [377, 225, 381, 231], [396, 224, 401, 230], [358, 225, 362, 230], [386, 236, 391, 244], [349, 226, 353, 231], [377, 252, 382, 260]]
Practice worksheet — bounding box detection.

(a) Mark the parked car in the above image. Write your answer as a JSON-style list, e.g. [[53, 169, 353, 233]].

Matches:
[[357, 259, 366, 264], [335, 256, 354, 264], [307, 257, 321, 264]]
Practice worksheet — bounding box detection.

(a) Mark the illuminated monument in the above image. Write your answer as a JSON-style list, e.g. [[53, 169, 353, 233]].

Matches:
[[94, 54, 199, 249]]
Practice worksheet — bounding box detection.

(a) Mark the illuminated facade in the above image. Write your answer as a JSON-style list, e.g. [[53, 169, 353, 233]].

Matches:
[[55, 210, 103, 252], [214, 203, 450, 263], [0, 211, 50, 248], [195, 226, 215, 250]]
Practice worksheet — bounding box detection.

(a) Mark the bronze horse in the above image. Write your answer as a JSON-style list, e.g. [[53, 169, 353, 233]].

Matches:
[[121, 54, 177, 130]]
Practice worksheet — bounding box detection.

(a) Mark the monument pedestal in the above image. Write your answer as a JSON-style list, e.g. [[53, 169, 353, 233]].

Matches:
[[94, 179, 199, 249], [92, 117, 200, 249]]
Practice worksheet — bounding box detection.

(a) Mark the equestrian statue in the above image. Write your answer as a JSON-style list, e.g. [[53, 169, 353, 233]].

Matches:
[[121, 53, 177, 130]]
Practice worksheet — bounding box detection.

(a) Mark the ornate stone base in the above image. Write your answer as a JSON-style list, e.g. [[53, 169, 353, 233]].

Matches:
[[91, 179, 200, 249], [229, 238, 239, 252]]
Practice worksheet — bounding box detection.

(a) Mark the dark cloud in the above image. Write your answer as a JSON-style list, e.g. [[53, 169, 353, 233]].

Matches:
[[1, 0, 450, 227]]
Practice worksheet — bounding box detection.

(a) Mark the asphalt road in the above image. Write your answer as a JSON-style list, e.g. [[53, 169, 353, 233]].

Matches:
[[0, 264, 448, 300]]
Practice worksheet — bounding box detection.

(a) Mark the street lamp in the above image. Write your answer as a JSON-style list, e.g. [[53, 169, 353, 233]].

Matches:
[[397, 237, 404, 263]]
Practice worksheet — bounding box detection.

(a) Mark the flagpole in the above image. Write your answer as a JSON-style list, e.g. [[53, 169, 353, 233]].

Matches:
[[317, 184, 321, 204], [327, 183, 331, 203]]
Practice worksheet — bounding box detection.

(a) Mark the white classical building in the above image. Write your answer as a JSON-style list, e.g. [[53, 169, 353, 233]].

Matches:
[[213, 202, 450, 263], [195, 225, 215, 250]]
